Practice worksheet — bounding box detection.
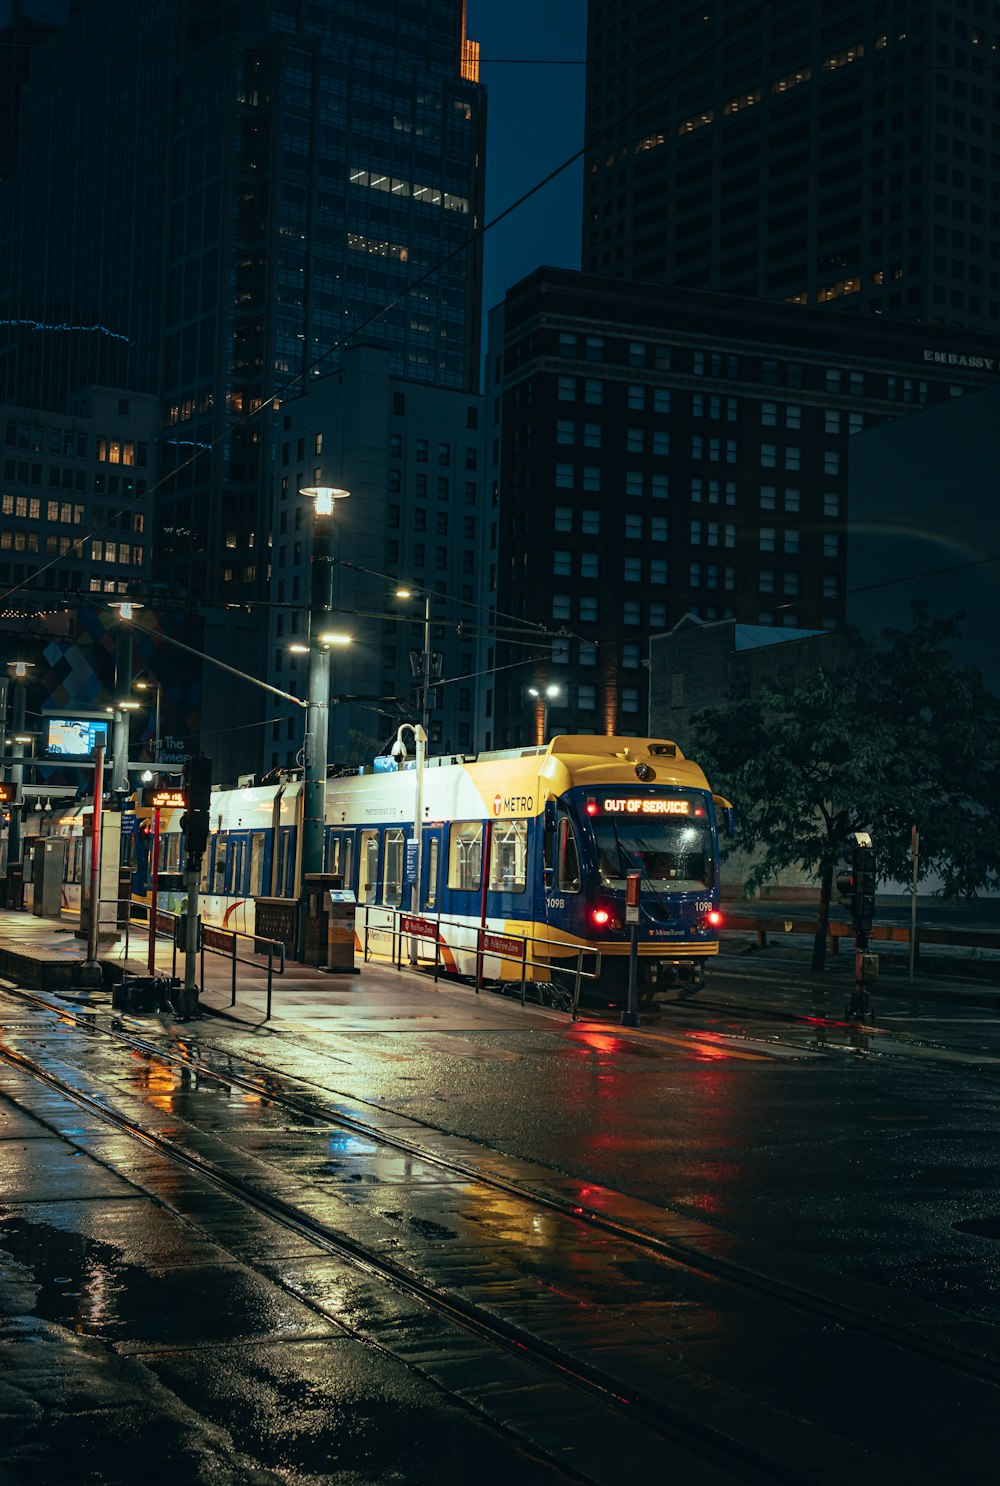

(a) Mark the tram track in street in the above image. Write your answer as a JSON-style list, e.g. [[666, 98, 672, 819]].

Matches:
[[0, 988, 910, 1486], [5, 981, 1000, 1412]]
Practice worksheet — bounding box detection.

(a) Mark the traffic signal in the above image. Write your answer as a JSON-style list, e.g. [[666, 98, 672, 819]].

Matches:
[[851, 840, 877, 930], [180, 754, 212, 860], [836, 833, 876, 932]]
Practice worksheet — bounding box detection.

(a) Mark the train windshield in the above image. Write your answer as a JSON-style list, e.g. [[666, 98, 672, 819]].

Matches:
[[592, 815, 714, 893]]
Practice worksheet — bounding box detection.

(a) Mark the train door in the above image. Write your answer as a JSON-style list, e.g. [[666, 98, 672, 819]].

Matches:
[[382, 827, 405, 907], [249, 832, 266, 897], [420, 827, 443, 913], [357, 828, 380, 904]]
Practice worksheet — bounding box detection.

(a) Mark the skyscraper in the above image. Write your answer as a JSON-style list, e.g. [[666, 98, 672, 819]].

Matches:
[[0, 0, 485, 604], [583, 2, 1000, 330]]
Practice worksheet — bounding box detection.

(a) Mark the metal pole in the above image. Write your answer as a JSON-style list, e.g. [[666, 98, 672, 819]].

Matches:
[[421, 593, 431, 742], [8, 678, 26, 866], [180, 853, 201, 1019], [0, 675, 8, 779], [111, 708, 130, 796], [408, 723, 426, 965], [622, 871, 641, 1028], [148, 807, 160, 973], [297, 506, 335, 962], [908, 824, 919, 986], [112, 629, 132, 795], [154, 687, 161, 764], [80, 744, 105, 981]]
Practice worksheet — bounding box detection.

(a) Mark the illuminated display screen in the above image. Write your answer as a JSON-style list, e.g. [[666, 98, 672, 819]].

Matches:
[[46, 717, 110, 757], [145, 788, 186, 809], [598, 796, 703, 817]]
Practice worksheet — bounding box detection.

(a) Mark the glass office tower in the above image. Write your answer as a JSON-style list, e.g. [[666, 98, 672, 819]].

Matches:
[[583, 2, 999, 330], [0, 0, 485, 602]]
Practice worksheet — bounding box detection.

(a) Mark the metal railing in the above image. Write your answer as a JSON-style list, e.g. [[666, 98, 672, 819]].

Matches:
[[111, 897, 287, 1019], [358, 903, 602, 1019]]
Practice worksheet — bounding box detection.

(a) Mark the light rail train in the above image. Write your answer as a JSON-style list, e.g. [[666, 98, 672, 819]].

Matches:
[[23, 736, 733, 1003]]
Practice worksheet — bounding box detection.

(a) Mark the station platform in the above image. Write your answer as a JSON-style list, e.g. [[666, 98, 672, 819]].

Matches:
[[2, 903, 999, 1033], [0, 906, 567, 1033]]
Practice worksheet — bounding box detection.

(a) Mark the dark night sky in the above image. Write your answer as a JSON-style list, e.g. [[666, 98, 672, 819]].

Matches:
[[468, 1, 587, 315]]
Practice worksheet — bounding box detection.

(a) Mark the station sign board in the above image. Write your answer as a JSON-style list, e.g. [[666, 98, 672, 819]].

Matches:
[[142, 787, 186, 809]]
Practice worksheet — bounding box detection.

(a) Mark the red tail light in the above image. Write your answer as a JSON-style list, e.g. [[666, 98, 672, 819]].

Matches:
[[706, 909, 723, 927], [591, 907, 611, 927]]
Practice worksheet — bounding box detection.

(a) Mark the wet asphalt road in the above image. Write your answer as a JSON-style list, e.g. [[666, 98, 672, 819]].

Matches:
[[3, 950, 1000, 1483]]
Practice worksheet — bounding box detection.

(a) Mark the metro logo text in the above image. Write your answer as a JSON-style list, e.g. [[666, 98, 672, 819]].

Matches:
[[492, 793, 534, 816]]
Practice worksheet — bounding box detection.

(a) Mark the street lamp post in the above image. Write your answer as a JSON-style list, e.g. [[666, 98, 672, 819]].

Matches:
[[6, 661, 33, 869], [298, 484, 350, 961], [391, 721, 427, 965], [528, 683, 561, 745], [108, 701, 140, 797], [395, 587, 432, 742]]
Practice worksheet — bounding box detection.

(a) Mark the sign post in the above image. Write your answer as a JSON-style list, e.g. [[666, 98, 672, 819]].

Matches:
[[77, 742, 105, 989], [621, 871, 641, 1028], [147, 806, 161, 974]]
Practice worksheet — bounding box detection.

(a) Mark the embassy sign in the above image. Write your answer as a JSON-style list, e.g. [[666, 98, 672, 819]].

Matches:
[[922, 349, 998, 371]]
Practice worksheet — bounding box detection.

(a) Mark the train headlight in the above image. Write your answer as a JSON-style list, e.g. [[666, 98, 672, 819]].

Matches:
[[591, 907, 611, 927], [705, 910, 723, 928]]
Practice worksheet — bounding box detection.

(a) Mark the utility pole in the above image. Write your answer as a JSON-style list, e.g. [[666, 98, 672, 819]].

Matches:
[[76, 742, 105, 989], [7, 667, 28, 869], [391, 722, 427, 965], [396, 587, 437, 747], [297, 484, 351, 963]]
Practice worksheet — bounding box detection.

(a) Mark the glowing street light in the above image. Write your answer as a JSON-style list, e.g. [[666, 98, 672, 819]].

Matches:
[[528, 683, 562, 744]]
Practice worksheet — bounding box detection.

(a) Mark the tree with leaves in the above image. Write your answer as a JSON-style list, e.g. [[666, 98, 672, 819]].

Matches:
[[691, 609, 1000, 971]]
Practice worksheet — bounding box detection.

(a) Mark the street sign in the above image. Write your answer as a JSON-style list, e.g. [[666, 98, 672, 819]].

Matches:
[[481, 931, 525, 960], [404, 838, 419, 884], [625, 871, 641, 924], [400, 914, 438, 941]]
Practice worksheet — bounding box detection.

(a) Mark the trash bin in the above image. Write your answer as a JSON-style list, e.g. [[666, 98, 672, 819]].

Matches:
[[325, 889, 359, 974]]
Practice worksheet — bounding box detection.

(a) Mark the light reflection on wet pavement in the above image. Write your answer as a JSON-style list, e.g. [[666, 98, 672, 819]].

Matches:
[[4, 981, 1000, 1482]]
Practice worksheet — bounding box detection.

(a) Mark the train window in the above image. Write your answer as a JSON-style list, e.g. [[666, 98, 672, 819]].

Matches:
[[250, 832, 265, 895], [358, 828, 380, 904], [341, 833, 354, 891], [594, 815, 714, 892], [235, 839, 247, 893], [199, 850, 211, 893], [557, 817, 581, 893], [383, 827, 404, 906], [424, 835, 439, 910], [274, 830, 286, 895], [489, 820, 527, 894], [448, 820, 483, 891], [166, 833, 182, 872]]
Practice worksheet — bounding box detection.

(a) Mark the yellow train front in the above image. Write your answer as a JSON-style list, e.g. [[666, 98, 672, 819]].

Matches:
[[462, 735, 732, 1005]]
